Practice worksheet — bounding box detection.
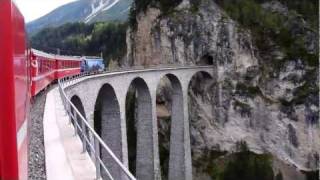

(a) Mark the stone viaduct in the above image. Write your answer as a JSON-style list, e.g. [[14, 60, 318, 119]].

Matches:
[[63, 66, 214, 180]]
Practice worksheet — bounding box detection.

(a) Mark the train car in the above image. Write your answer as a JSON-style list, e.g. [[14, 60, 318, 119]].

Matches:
[[55, 55, 82, 79], [0, 1, 30, 179], [30, 49, 56, 96], [30, 50, 81, 96], [81, 56, 105, 73]]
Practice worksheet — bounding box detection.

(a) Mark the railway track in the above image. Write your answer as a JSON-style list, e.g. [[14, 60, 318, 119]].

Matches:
[[28, 86, 55, 180]]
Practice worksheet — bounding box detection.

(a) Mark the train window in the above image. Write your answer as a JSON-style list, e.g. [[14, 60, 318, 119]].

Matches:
[[38, 59, 42, 73], [43, 61, 45, 72], [45, 61, 47, 71]]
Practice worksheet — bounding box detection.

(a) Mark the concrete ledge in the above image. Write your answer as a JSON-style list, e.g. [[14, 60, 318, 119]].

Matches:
[[43, 87, 96, 180]]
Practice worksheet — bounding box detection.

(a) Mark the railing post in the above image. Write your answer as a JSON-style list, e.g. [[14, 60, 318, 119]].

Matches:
[[95, 137, 101, 179], [82, 119, 87, 153], [73, 110, 78, 136], [69, 105, 73, 124]]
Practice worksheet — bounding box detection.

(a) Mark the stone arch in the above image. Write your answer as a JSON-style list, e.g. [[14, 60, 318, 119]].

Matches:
[[70, 95, 87, 136], [156, 73, 185, 180], [94, 83, 122, 179], [125, 77, 154, 179], [189, 70, 213, 83], [187, 71, 215, 177]]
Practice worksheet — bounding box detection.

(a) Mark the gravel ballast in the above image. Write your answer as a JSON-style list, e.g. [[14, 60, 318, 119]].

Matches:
[[28, 87, 52, 180]]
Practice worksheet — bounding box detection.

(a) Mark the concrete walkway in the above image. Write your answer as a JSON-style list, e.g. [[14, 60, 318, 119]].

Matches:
[[43, 87, 96, 180]]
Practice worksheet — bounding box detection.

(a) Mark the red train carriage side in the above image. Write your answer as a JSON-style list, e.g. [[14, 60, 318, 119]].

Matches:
[[30, 49, 81, 97], [55, 55, 81, 79], [0, 1, 30, 179], [30, 49, 56, 96]]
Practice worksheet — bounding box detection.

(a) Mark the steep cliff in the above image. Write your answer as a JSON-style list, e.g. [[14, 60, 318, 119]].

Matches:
[[125, 0, 319, 179]]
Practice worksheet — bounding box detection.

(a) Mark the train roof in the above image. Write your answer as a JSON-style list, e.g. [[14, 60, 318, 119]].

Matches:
[[81, 56, 104, 61], [31, 49, 55, 59], [31, 49, 82, 61]]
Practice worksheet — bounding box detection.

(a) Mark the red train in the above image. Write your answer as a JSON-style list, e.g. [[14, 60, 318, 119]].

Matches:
[[30, 49, 82, 96], [0, 1, 81, 179]]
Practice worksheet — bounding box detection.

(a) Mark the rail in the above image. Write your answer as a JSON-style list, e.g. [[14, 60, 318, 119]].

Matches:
[[58, 73, 136, 180]]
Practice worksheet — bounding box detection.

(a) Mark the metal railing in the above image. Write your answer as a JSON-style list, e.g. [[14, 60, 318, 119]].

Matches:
[[58, 74, 136, 180]]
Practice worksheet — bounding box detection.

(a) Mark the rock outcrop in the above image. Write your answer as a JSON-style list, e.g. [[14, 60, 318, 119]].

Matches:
[[125, 0, 319, 178]]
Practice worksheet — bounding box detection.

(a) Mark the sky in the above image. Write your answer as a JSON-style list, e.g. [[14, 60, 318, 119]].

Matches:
[[15, 0, 77, 23]]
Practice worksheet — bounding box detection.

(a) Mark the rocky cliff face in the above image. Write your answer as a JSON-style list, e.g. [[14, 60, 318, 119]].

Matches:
[[125, 0, 319, 179]]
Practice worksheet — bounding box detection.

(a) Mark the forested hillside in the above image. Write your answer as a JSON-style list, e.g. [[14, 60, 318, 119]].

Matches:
[[31, 22, 127, 66], [27, 0, 132, 34]]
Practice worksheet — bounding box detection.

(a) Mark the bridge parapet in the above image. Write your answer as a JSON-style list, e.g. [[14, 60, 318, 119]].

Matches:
[[59, 66, 214, 180]]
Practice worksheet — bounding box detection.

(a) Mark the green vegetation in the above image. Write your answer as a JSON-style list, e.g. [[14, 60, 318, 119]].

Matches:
[[215, 0, 319, 70], [235, 83, 262, 98], [31, 22, 128, 66], [233, 100, 252, 117], [292, 81, 318, 105], [190, 0, 201, 13], [129, 0, 199, 29], [133, 0, 182, 13], [277, 0, 319, 29], [206, 141, 274, 180], [280, 72, 318, 107]]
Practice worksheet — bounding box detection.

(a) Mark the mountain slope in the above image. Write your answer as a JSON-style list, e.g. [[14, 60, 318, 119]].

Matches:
[[27, 0, 132, 34]]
